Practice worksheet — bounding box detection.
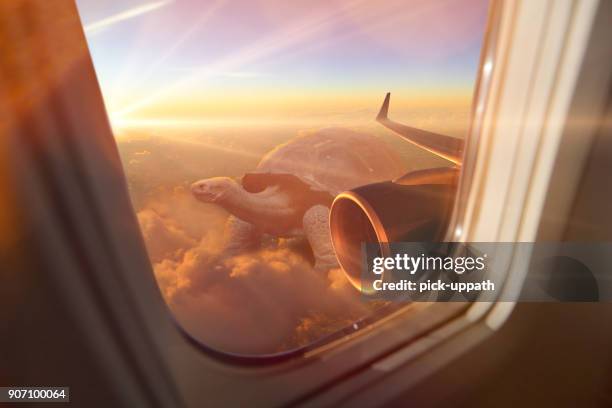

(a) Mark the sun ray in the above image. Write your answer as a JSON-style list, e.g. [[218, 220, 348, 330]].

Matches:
[[109, 0, 227, 98], [84, 0, 173, 35], [112, 0, 368, 119]]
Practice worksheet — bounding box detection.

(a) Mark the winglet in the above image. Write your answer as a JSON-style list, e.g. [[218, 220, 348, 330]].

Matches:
[[375, 92, 463, 165], [376, 92, 390, 121]]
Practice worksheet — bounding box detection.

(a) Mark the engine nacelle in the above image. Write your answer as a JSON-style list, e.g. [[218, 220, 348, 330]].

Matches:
[[329, 167, 459, 292]]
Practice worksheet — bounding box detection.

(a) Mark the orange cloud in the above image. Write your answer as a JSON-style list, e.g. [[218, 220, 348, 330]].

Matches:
[[137, 186, 373, 355]]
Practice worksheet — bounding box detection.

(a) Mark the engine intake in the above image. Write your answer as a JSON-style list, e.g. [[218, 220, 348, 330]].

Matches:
[[329, 167, 459, 292]]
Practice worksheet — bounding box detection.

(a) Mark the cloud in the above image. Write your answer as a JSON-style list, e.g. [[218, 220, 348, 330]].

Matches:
[[137, 186, 370, 355], [137, 209, 196, 263]]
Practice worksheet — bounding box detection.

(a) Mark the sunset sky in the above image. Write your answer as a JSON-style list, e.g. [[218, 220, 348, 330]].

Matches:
[[74, 0, 489, 354], [76, 0, 488, 132]]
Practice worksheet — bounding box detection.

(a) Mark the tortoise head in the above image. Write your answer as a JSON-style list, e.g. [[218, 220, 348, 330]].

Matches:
[[191, 177, 240, 203]]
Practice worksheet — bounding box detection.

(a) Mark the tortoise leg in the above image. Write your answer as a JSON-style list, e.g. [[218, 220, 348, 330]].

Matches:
[[223, 215, 261, 255], [303, 205, 338, 271]]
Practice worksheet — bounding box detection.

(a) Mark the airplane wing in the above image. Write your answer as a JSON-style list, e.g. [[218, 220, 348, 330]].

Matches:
[[376, 93, 464, 165]]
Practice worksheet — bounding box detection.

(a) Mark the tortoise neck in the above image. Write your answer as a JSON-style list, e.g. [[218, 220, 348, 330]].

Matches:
[[219, 185, 286, 223]]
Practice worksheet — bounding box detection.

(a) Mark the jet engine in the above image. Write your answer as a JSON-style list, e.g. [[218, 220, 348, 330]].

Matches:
[[329, 93, 464, 291], [329, 167, 459, 291]]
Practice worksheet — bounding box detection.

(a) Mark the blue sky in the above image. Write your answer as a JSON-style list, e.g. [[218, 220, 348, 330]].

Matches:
[[76, 0, 488, 128]]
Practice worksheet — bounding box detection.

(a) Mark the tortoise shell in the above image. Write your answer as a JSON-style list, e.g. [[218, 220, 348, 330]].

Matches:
[[242, 128, 405, 199]]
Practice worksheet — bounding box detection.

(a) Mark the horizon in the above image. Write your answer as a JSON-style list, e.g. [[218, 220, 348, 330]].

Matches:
[[76, 0, 487, 137]]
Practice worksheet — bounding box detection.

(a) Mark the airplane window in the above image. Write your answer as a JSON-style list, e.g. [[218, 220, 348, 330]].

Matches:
[[76, 0, 489, 357]]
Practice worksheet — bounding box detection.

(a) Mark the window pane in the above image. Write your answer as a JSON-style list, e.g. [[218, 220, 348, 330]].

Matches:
[[77, 0, 488, 356]]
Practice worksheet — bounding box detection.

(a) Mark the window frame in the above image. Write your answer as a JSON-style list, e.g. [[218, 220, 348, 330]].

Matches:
[[3, 0, 605, 406]]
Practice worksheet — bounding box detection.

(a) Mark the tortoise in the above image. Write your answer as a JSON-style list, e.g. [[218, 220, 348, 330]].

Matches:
[[191, 127, 405, 270]]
